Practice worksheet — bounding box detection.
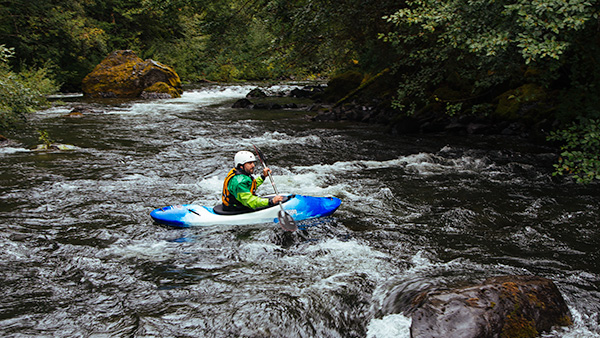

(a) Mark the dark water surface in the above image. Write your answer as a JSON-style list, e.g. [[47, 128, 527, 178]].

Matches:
[[1, 85, 599, 337]]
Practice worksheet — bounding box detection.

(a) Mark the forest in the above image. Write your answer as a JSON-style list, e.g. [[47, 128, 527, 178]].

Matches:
[[1, 0, 599, 183]]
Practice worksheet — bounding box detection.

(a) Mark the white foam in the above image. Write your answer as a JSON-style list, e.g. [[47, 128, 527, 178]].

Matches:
[[293, 152, 492, 177], [196, 175, 224, 194], [559, 307, 600, 338], [242, 131, 322, 147], [34, 106, 72, 116], [0, 147, 29, 154], [366, 313, 412, 338], [290, 238, 395, 282], [109, 240, 173, 261]]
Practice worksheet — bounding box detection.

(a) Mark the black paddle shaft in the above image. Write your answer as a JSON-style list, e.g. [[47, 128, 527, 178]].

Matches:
[[252, 144, 297, 231]]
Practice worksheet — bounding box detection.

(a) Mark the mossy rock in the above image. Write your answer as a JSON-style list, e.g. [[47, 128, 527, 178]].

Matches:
[[409, 275, 572, 338], [495, 84, 547, 121], [324, 71, 364, 102], [141, 82, 181, 99], [82, 50, 182, 99]]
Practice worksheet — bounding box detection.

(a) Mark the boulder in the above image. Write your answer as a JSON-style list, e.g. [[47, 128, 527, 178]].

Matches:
[[82, 50, 182, 99], [246, 88, 267, 98], [410, 275, 572, 338], [232, 98, 253, 108], [323, 71, 364, 102]]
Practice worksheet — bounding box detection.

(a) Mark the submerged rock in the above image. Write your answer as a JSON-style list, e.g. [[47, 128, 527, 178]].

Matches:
[[410, 275, 572, 338], [82, 50, 182, 99]]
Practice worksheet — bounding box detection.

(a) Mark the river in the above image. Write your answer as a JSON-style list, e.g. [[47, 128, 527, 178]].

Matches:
[[0, 84, 599, 337]]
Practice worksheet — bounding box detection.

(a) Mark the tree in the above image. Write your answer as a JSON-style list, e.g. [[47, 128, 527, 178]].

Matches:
[[381, 0, 599, 117], [0, 45, 58, 131], [0, 0, 207, 90]]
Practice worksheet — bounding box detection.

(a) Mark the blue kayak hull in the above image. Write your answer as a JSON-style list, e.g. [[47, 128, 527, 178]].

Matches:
[[150, 194, 341, 228]]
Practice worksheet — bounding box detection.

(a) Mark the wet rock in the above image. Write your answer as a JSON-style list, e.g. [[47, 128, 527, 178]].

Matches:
[[445, 122, 466, 134], [232, 98, 296, 110], [501, 122, 526, 136], [139, 91, 173, 99], [140, 83, 179, 99], [311, 110, 338, 122], [251, 102, 284, 110], [466, 122, 491, 135], [246, 88, 267, 98], [287, 85, 325, 99], [82, 50, 182, 99], [232, 98, 253, 108], [66, 112, 84, 118], [290, 88, 313, 98], [67, 106, 105, 116], [410, 275, 572, 338], [252, 102, 271, 110]]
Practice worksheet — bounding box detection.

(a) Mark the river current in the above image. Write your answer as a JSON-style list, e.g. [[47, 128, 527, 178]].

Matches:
[[1, 84, 599, 337]]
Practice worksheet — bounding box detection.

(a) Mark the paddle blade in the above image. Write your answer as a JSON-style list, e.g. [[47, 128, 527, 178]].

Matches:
[[278, 210, 297, 232]]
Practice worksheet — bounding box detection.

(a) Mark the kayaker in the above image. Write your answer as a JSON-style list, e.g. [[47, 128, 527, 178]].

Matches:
[[222, 150, 284, 211]]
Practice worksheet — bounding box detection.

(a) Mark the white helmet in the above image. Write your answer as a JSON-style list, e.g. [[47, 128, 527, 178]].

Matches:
[[234, 151, 256, 167]]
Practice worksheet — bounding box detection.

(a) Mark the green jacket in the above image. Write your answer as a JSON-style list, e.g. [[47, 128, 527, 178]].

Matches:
[[223, 168, 269, 210]]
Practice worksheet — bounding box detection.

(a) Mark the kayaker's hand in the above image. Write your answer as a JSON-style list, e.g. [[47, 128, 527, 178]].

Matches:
[[272, 195, 284, 204], [262, 167, 272, 178]]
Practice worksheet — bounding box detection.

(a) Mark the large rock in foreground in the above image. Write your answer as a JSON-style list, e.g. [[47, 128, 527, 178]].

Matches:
[[82, 50, 182, 99], [411, 275, 572, 338]]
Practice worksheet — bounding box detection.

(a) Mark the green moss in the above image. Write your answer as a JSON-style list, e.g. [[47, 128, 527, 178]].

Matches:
[[143, 82, 181, 98], [495, 83, 547, 120], [557, 315, 573, 326], [501, 313, 538, 338], [324, 71, 364, 102], [82, 60, 142, 97]]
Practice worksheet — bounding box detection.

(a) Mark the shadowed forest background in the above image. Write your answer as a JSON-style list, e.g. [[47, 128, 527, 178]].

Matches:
[[1, 0, 599, 182]]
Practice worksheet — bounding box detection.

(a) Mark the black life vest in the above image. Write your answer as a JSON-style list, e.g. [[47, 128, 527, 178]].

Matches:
[[222, 168, 257, 208]]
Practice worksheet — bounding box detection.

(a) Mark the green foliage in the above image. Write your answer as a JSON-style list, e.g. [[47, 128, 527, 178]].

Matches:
[[548, 119, 600, 184], [0, 45, 59, 131], [445, 102, 462, 117], [385, 0, 596, 63], [381, 0, 600, 118], [37, 129, 54, 147], [503, 0, 596, 64]]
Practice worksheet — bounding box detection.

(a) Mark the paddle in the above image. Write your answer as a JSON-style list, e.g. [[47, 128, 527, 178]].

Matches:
[[252, 144, 297, 231]]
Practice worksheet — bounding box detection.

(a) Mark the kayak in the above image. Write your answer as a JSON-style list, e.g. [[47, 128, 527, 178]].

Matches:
[[150, 194, 341, 228]]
